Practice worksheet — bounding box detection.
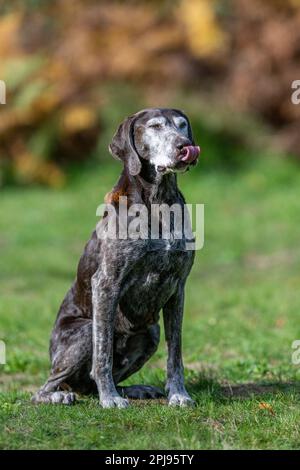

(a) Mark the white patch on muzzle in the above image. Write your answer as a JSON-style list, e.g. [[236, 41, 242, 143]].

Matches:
[[142, 115, 190, 171]]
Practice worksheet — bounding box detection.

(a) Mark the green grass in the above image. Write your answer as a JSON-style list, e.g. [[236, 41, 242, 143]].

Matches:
[[1, 154, 300, 449]]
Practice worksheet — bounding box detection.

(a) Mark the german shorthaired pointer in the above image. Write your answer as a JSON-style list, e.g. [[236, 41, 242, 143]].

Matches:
[[32, 108, 200, 408]]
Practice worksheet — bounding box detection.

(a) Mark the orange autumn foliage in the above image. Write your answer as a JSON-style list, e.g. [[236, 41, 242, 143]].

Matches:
[[0, 0, 299, 186]]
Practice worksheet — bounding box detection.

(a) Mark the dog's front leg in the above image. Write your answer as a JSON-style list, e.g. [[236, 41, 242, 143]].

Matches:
[[90, 269, 128, 409], [163, 283, 195, 407]]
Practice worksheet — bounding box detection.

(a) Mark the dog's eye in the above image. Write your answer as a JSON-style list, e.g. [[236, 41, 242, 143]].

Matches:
[[149, 123, 162, 130]]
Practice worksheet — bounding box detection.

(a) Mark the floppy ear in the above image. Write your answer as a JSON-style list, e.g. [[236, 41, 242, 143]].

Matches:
[[172, 109, 195, 145], [109, 115, 141, 176]]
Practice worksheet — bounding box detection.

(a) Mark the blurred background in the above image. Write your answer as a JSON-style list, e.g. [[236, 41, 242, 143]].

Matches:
[[0, 0, 300, 186], [2, 0, 300, 450]]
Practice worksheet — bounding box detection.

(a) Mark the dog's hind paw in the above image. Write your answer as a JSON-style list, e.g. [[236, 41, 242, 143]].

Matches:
[[31, 391, 76, 405], [117, 384, 165, 400]]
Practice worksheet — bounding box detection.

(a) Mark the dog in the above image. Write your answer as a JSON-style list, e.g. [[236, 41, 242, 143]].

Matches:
[[32, 108, 200, 408]]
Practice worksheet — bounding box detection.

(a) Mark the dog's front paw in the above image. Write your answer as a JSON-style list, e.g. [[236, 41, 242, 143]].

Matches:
[[168, 393, 195, 407], [100, 395, 129, 409]]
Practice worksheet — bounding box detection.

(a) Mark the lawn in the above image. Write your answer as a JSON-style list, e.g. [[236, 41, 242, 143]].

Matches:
[[1, 154, 300, 449]]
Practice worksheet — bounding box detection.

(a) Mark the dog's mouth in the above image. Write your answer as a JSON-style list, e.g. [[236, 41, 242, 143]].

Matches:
[[180, 145, 200, 162], [156, 145, 200, 173], [174, 145, 200, 171]]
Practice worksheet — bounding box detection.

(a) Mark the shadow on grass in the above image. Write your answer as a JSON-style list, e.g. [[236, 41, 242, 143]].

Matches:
[[186, 372, 300, 402]]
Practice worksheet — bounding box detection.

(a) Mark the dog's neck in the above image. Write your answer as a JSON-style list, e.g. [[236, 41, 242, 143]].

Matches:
[[135, 161, 179, 206], [106, 163, 180, 209]]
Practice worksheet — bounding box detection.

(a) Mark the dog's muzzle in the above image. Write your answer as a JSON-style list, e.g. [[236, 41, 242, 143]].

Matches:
[[157, 145, 201, 172]]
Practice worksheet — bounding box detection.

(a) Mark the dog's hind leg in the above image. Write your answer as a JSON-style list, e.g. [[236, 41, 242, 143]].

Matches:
[[32, 321, 93, 405], [114, 324, 165, 400]]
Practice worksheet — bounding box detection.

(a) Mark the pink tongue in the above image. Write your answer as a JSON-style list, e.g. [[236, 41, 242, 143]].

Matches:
[[181, 145, 200, 162]]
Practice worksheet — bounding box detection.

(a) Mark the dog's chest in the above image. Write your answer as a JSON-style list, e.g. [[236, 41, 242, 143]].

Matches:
[[119, 244, 194, 325]]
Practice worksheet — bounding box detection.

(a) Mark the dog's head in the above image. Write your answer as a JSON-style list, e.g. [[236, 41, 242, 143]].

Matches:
[[109, 108, 200, 176]]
